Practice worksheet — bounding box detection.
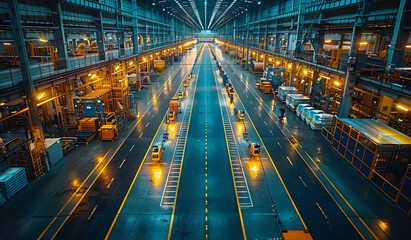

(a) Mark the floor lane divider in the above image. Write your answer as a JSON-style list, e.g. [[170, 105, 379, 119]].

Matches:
[[166, 43, 204, 240]]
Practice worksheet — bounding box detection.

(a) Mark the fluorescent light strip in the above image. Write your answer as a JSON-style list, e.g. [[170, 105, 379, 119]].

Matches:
[[210, 0, 237, 29], [208, 0, 223, 29], [173, 0, 202, 29], [204, 0, 207, 29], [188, 0, 204, 29]]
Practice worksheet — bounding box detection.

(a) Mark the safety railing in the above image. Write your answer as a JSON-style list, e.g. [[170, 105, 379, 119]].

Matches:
[[0, 39, 192, 91]]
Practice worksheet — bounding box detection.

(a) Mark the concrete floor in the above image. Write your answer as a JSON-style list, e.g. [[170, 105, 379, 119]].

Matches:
[[0, 43, 409, 240]]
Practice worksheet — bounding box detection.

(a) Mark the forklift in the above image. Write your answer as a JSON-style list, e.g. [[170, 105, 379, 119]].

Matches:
[[152, 145, 162, 162], [249, 143, 261, 158], [183, 80, 188, 87], [166, 110, 176, 124], [178, 91, 184, 99], [238, 110, 245, 121]]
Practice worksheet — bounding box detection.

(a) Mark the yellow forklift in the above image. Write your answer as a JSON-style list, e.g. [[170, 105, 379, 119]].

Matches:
[[238, 110, 245, 121], [152, 145, 162, 162], [166, 110, 176, 124], [183, 80, 188, 87], [249, 143, 261, 158], [178, 91, 184, 99]]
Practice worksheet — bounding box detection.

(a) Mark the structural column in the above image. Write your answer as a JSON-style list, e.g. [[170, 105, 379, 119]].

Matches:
[[132, 0, 139, 55], [116, 0, 125, 57], [96, 11, 106, 61], [339, 0, 372, 118], [385, 0, 410, 72], [8, 0, 48, 172], [51, 0, 68, 60], [290, 62, 296, 86], [294, 2, 306, 55]]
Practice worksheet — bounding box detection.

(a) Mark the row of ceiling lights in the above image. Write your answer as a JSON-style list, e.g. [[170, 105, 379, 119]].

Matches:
[[152, 0, 261, 30]]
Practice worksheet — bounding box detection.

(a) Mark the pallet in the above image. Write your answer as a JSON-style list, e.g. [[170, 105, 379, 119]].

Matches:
[[76, 131, 97, 145], [0, 167, 28, 199]]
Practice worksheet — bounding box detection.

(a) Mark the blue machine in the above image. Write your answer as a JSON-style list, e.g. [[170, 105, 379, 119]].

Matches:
[[74, 99, 105, 124], [263, 67, 285, 87]]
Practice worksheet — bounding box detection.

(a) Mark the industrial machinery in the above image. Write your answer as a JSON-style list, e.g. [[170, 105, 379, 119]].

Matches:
[[249, 60, 264, 74], [166, 110, 176, 124], [238, 110, 245, 121], [154, 60, 165, 75], [86, 41, 98, 53], [70, 43, 86, 56], [256, 67, 285, 94], [152, 145, 162, 162], [178, 91, 184, 99], [249, 143, 261, 158], [183, 80, 188, 87]]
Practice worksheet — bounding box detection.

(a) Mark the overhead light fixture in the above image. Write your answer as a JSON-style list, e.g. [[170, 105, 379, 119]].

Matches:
[[397, 105, 408, 111], [91, 74, 96, 79], [359, 42, 368, 45], [39, 38, 48, 43], [406, 45, 411, 48], [38, 93, 45, 100], [115, 65, 120, 70], [0, 102, 5, 106], [304, 70, 308, 75], [3, 43, 11, 46], [334, 81, 340, 86], [288, 64, 292, 69], [324, 39, 332, 43], [276, 61, 280, 65], [129, 61, 133, 65]]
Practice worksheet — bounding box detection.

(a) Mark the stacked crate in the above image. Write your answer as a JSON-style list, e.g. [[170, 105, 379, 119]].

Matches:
[[78, 117, 99, 132], [0, 167, 28, 199]]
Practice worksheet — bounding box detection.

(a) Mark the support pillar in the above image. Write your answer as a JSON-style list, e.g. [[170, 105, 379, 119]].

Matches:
[[290, 62, 296, 86], [116, 0, 125, 57], [8, 0, 48, 173], [385, 0, 410, 72], [339, 0, 372, 118], [132, 0, 139, 55], [51, 0, 68, 60], [96, 11, 106, 61], [295, 2, 306, 56]]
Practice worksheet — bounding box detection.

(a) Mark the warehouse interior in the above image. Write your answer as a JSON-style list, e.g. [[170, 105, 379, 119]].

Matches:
[[0, 0, 410, 239]]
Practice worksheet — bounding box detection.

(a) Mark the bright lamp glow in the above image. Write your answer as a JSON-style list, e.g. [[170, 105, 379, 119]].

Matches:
[[397, 105, 408, 111]]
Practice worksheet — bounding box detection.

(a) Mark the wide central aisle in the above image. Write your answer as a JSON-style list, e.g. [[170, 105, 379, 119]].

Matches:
[[169, 45, 245, 240]]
